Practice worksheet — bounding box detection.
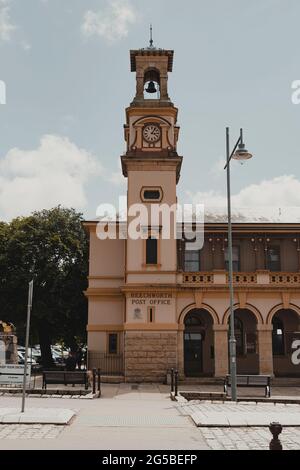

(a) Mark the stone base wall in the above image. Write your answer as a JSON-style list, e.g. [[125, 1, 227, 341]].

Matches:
[[124, 332, 177, 382]]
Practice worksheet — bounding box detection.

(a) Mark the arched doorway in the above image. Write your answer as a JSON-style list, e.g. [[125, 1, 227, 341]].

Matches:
[[228, 309, 259, 374], [184, 309, 214, 377], [272, 309, 300, 377]]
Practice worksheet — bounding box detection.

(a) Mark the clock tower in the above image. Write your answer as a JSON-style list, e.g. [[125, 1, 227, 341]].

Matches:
[[121, 39, 182, 382]]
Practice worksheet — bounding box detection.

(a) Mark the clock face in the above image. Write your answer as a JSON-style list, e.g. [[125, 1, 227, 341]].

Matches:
[[143, 124, 161, 143]]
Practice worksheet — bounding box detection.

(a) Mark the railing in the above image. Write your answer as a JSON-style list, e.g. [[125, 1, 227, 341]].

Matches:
[[181, 271, 300, 286], [227, 273, 257, 284], [87, 352, 123, 376], [269, 273, 300, 285], [182, 273, 213, 284]]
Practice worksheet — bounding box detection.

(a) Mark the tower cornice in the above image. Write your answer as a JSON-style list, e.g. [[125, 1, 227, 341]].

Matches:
[[125, 105, 178, 123], [121, 154, 182, 184], [130, 49, 174, 72]]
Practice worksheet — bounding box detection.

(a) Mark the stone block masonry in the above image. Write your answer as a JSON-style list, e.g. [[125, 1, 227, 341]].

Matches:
[[124, 332, 177, 382]]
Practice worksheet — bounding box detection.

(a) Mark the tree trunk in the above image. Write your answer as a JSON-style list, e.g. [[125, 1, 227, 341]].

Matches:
[[38, 321, 54, 368]]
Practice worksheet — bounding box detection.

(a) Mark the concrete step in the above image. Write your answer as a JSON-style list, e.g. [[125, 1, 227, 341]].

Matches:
[[178, 376, 300, 387], [101, 375, 125, 384], [179, 377, 224, 385], [271, 377, 300, 386]]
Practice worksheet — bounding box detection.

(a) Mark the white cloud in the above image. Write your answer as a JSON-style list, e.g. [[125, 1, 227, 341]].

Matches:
[[0, 135, 103, 220], [0, 0, 16, 42], [81, 0, 137, 43], [107, 157, 126, 186], [186, 175, 300, 222], [20, 40, 31, 51], [209, 156, 226, 179]]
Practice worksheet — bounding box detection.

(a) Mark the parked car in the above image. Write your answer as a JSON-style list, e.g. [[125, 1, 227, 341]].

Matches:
[[17, 350, 38, 366]]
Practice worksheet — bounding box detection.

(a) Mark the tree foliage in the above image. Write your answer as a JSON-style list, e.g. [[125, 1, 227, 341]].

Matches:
[[0, 207, 88, 366]]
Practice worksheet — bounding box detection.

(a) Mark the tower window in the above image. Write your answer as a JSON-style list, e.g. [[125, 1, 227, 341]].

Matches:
[[144, 190, 160, 200], [146, 237, 158, 265], [141, 187, 163, 202]]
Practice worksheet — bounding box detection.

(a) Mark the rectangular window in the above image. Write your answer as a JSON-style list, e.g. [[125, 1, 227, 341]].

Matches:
[[184, 249, 200, 272], [108, 333, 118, 355], [146, 237, 158, 265], [224, 246, 240, 272], [147, 307, 155, 323], [267, 246, 281, 271]]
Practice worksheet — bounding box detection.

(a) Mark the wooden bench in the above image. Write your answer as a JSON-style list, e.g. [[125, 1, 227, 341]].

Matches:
[[42, 371, 89, 390], [224, 374, 271, 398]]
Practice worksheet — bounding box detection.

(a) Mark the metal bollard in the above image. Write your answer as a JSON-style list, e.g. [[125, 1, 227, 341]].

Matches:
[[269, 422, 283, 450], [174, 370, 178, 397], [97, 368, 101, 396], [92, 368, 96, 395], [170, 368, 174, 393]]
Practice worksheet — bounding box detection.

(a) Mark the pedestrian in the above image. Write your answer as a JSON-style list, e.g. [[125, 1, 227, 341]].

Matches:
[[76, 346, 83, 370], [65, 352, 76, 371]]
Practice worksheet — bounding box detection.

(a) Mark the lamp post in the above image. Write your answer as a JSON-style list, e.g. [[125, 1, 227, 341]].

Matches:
[[224, 128, 252, 401]]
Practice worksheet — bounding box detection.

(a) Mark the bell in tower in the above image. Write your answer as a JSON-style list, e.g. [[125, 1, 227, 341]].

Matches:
[[123, 29, 181, 164], [130, 27, 174, 106], [145, 81, 157, 94]]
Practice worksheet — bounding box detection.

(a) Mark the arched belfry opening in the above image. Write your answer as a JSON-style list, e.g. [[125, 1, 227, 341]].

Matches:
[[143, 67, 160, 99], [130, 47, 173, 105]]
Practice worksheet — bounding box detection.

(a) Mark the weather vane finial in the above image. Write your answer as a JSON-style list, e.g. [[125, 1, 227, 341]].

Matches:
[[149, 24, 154, 48]]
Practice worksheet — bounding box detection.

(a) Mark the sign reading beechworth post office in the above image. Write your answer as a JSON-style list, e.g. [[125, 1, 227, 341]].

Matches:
[[128, 293, 174, 322], [131, 293, 172, 306]]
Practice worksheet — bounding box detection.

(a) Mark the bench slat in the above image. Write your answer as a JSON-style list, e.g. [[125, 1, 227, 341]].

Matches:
[[42, 371, 88, 390], [224, 374, 271, 397]]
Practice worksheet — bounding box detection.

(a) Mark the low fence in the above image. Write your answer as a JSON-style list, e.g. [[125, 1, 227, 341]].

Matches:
[[87, 352, 123, 376]]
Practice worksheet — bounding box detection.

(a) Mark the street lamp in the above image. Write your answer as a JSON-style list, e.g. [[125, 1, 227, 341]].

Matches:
[[224, 127, 253, 401]]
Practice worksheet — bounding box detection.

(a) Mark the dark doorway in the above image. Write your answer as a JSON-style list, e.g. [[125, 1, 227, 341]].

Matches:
[[184, 309, 210, 376], [184, 330, 203, 376], [272, 309, 300, 377], [227, 309, 259, 375]]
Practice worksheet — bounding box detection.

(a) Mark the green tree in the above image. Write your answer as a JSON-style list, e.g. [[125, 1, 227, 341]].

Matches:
[[0, 207, 88, 367]]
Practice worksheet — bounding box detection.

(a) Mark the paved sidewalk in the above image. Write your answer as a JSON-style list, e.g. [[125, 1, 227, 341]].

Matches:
[[0, 386, 202, 450], [0, 407, 75, 424], [0, 424, 64, 440], [177, 400, 300, 427], [198, 426, 300, 450], [0, 384, 299, 450]]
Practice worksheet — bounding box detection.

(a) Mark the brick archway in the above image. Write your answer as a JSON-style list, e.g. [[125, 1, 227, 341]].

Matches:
[[222, 303, 263, 325]]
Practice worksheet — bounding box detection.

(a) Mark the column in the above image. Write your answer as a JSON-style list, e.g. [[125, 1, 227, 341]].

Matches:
[[257, 324, 274, 375], [213, 324, 229, 377]]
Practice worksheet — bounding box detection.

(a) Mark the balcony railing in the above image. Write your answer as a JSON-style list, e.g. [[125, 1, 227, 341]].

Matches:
[[181, 271, 300, 286], [182, 273, 213, 284], [270, 273, 300, 285]]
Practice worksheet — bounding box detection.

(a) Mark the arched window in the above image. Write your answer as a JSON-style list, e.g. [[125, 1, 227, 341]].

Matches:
[[272, 317, 285, 356], [184, 311, 204, 328]]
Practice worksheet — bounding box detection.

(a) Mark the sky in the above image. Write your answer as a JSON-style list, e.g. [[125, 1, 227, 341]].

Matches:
[[0, 0, 300, 222]]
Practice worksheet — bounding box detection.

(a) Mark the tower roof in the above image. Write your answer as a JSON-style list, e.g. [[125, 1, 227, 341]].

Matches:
[[130, 49, 174, 72]]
